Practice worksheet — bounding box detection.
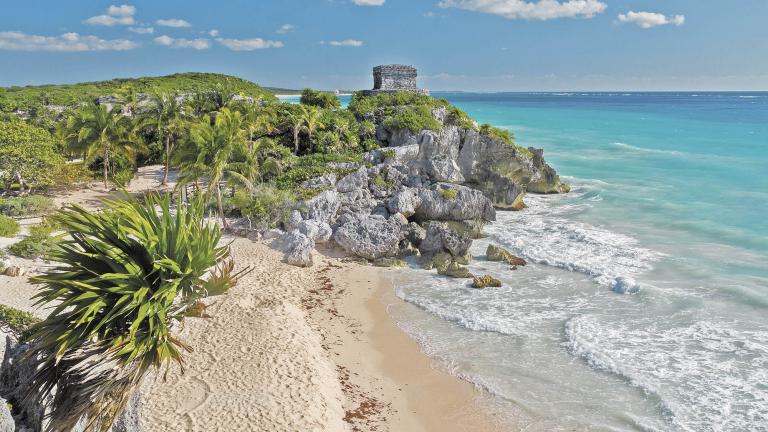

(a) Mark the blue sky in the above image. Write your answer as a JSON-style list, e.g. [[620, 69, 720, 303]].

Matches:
[[1, 0, 766, 91]]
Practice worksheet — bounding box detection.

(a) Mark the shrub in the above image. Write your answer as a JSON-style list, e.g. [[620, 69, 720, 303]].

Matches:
[[0, 195, 55, 217], [0, 120, 65, 193], [0, 214, 19, 237], [383, 105, 442, 133], [438, 188, 458, 200], [53, 162, 92, 190], [300, 88, 341, 109], [232, 186, 296, 227], [8, 231, 59, 259], [0, 304, 41, 337], [478, 123, 532, 158], [22, 193, 242, 431]]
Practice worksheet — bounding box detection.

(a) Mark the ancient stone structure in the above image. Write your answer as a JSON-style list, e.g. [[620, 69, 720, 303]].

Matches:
[[362, 64, 429, 96]]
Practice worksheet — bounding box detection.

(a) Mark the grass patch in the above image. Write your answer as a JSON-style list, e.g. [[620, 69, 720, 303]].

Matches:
[[0, 195, 55, 217], [0, 215, 20, 237], [0, 304, 41, 338]]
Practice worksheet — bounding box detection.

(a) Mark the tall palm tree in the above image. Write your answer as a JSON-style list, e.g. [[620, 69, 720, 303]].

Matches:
[[287, 112, 305, 155], [186, 108, 246, 229], [65, 103, 135, 188], [300, 105, 325, 153], [135, 92, 184, 185], [242, 104, 277, 143]]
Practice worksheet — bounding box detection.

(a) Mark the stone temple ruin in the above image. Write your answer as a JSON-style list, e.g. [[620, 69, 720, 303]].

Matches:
[[361, 64, 429, 96]]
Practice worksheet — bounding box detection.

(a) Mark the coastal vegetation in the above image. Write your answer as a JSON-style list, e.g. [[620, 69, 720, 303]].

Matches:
[[21, 193, 242, 431], [0, 214, 19, 237]]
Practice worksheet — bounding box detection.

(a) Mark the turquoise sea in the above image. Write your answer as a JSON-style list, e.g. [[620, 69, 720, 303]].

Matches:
[[393, 92, 768, 431], [284, 92, 768, 430]]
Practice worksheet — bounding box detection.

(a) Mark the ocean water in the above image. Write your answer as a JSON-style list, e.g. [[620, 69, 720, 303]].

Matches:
[[385, 92, 768, 431]]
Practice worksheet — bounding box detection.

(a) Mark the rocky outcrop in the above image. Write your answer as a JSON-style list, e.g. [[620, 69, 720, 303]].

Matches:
[[333, 216, 401, 260], [272, 231, 314, 267], [414, 184, 495, 222]]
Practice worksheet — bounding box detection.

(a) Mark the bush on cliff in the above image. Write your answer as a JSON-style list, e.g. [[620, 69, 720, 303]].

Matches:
[[300, 88, 341, 109]]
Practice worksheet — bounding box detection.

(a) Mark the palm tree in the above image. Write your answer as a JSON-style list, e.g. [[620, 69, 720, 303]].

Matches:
[[135, 92, 184, 185], [20, 192, 244, 432], [65, 103, 135, 188], [186, 108, 246, 229], [300, 105, 325, 153], [287, 111, 305, 155], [242, 104, 277, 143]]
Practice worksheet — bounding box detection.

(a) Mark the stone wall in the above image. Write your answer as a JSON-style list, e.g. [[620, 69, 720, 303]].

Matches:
[[362, 64, 429, 96]]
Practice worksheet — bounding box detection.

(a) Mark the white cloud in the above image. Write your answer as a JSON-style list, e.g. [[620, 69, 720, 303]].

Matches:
[[208, 29, 220, 37], [156, 18, 192, 28], [438, 0, 606, 20], [325, 39, 364, 47], [154, 35, 209, 49], [276, 24, 295, 34], [85, 4, 136, 26], [216, 38, 284, 51], [617, 11, 685, 29], [351, 0, 385, 5], [0, 31, 138, 51], [128, 26, 154, 34]]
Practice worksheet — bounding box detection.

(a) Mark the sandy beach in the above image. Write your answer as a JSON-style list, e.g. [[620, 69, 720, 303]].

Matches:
[[0, 166, 503, 431]]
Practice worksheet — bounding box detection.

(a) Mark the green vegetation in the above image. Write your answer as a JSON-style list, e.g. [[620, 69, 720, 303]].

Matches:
[[300, 88, 341, 109], [22, 192, 243, 431], [348, 92, 476, 133], [0, 304, 41, 337], [0, 195, 55, 217], [438, 188, 458, 200], [8, 218, 61, 259], [0, 214, 20, 237], [0, 120, 65, 193], [478, 123, 532, 158], [0, 72, 276, 113]]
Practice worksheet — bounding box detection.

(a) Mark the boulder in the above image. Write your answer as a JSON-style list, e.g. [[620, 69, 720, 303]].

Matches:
[[273, 231, 314, 267], [389, 129, 418, 147], [1, 266, 24, 278], [302, 190, 340, 225], [426, 156, 465, 183], [438, 261, 474, 279], [486, 244, 526, 267], [404, 222, 426, 246], [336, 166, 369, 193], [419, 222, 472, 258], [414, 184, 495, 223], [333, 216, 401, 260], [284, 210, 303, 232], [387, 188, 422, 217], [472, 275, 502, 289]]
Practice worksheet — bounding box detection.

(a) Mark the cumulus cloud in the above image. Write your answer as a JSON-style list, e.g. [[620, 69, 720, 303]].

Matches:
[[85, 4, 136, 26], [128, 26, 154, 34], [325, 39, 364, 47], [438, 0, 606, 20], [0, 31, 138, 51], [154, 35, 209, 49], [216, 38, 284, 51], [276, 24, 295, 34], [351, 0, 385, 5], [208, 29, 220, 37], [156, 18, 192, 28], [617, 11, 685, 29]]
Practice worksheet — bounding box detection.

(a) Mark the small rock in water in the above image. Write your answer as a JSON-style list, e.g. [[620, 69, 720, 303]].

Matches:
[[486, 244, 526, 267], [472, 275, 502, 289]]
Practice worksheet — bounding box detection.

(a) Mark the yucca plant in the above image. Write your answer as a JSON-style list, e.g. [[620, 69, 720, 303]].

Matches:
[[21, 192, 244, 432]]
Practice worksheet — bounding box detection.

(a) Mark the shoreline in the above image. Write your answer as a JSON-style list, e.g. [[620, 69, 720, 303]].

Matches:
[[311, 257, 506, 431]]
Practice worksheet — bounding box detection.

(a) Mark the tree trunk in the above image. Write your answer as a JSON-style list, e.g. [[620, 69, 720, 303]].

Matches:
[[103, 148, 110, 189], [293, 129, 300, 155], [216, 185, 228, 230], [162, 135, 170, 185]]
